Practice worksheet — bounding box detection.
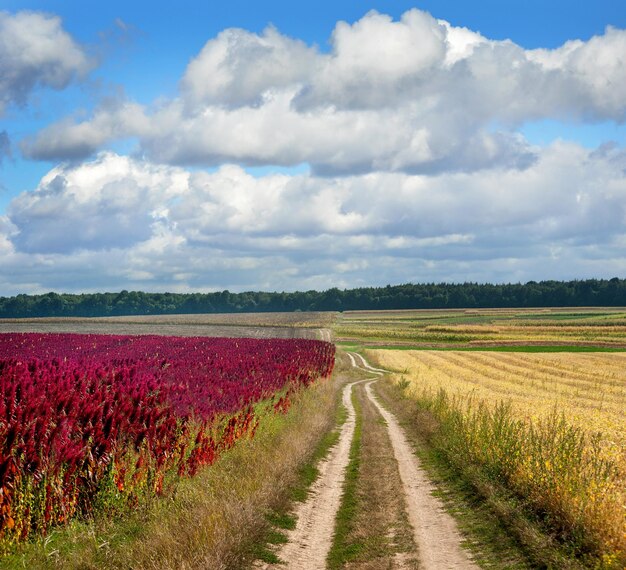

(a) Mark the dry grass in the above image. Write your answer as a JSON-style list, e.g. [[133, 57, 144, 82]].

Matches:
[[371, 350, 626, 458], [369, 349, 626, 568]]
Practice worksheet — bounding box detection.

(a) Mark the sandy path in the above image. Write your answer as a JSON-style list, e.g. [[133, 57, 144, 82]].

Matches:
[[265, 375, 370, 569], [265, 352, 477, 569], [355, 358, 479, 570], [318, 328, 332, 342]]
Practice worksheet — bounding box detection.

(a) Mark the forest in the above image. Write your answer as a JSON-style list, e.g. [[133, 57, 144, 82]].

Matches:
[[1, 278, 625, 318]]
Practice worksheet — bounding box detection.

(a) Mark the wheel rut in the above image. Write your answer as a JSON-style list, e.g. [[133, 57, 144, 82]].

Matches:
[[263, 352, 478, 569], [262, 375, 368, 569], [347, 352, 479, 570]]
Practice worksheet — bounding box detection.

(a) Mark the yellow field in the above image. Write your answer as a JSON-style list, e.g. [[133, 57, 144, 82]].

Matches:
[[370, 350, 626, 460], [369, 349, 626, 566]]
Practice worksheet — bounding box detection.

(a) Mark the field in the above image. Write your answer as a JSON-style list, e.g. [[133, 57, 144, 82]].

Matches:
[[0, 312, 334, 340], [0, 332, 334, 551], [371, 350, 626, 456], [2, 308, 626, 569], [336, 307, 626, 348], [346, 309, 626, 568]]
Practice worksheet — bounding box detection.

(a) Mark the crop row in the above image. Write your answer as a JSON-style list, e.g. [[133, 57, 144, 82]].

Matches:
[[373, 349, 625, 568], [0, 333, 335, 546]]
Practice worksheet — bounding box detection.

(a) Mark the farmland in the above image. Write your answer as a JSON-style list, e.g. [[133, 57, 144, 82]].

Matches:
[[2, 307, 625, 569], [342, 308, 626, 568], [372, 350, 626, 454], [0, 311, 333, 339], [336, 307, 626, 348], [0, 332, 334, 552]]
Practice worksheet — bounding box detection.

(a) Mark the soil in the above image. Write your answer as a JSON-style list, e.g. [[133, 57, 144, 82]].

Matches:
[[0, 316, 333, 341], [364, 381, 479, 570], [343, 381, 419, 569]]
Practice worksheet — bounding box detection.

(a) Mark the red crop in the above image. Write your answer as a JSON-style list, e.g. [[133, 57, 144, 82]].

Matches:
[[0, 333, 335, 544]]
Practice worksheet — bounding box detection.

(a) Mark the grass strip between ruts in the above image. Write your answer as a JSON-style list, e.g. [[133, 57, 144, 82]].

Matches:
[[326, 385, 363, 569]]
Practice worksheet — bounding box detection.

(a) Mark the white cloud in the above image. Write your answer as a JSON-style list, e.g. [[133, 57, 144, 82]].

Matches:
[[21, 100, 147, 159], [439, 20, 486, 66], [181, 26, 317, 109], [0, 215, 16, 255], [21, 9, 625, 175], [292, 9, 447, 110], [2, 142, 625, 293], [4, 8, 625, 294], [0, 11, 92, 114], [8, 153, 188, 253], [528, 26, 626, 119]]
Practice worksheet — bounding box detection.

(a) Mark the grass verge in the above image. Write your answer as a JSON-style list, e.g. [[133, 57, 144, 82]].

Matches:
[[253, 380, 349, 564], [374, 378, 624, 569]]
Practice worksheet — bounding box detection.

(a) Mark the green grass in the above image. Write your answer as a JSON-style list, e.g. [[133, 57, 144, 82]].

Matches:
[[266, 510, 297, 531], [327, 387, 364, 569], [251, 527, 288, 565], [338, 343, 626, 352]]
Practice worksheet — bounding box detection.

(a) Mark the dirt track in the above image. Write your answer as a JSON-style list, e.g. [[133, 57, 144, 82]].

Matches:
[[262, 376, 368, 569], [364, 380, 478, 569], [268, 352, 478, 569]]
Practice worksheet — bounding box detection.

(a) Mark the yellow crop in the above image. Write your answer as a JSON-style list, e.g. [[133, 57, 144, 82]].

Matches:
[[369, 349, 626, 566]]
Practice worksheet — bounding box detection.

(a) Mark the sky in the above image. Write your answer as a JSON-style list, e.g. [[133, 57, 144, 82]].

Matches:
[[0, 1, 625, 295]]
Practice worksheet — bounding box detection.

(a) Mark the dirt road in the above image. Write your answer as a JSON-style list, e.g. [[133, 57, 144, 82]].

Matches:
[[266, 352, 478, 569], [364, 382, 478, 569], [264, 375, 370, 569]]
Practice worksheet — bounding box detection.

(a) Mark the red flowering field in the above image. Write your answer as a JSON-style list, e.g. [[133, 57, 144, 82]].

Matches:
[[0, 333, 335, 546]]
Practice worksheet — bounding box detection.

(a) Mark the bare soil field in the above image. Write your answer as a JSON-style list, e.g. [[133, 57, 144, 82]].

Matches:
[[0, 312, 334, 340]]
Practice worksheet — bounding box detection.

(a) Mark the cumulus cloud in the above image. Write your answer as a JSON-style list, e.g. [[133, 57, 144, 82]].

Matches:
[[8, 153, 187, 253], [24, 91, 537, 174], [5, 8, 626, 294], [2, 143, 625, 293], [180, 26, 317, 109], [0, 11, 92, 114], [527, 26, 626, 119], [0, 215, 16, 254], [292, 9, 447, 110], [21, 100, 147, 160], [21, 9, 625, 175]]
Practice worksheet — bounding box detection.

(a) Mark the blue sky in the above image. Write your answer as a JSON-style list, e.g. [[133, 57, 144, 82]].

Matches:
[[0, 1, 625, 294]]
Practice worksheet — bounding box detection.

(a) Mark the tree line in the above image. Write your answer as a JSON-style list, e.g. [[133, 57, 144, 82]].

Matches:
[[0, 278, 625, 318]]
